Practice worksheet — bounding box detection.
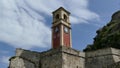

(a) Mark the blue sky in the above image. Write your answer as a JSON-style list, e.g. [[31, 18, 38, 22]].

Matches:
[[0, 0, 120, 68]]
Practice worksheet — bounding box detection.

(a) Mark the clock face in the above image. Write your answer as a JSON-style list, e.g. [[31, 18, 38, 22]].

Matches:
[[64, 27, 69, 33]]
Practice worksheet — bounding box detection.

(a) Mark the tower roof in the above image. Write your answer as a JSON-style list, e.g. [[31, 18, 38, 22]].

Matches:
[[52, 7, 70, 15]]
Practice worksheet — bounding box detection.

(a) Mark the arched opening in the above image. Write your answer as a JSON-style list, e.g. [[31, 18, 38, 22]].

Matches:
[[64, 14, 67, 22], [56, 14, 59, 20]]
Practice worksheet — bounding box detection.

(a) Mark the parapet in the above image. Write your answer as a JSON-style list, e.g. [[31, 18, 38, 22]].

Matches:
[[9, 48, 41, 68], [86, 48, 112, 57], [86, 47, 120, 58], [85, 47, 120, 68], [40, 46, 85, 58]]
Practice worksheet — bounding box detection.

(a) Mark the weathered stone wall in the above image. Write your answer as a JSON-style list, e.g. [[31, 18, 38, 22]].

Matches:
[[41, 52, 62, 68], [9, 47, 120, 68], [61, 47, 85, 68], [9, 57, 35, 68], [9, 47, 85, 68], [111, 48, 120, 62], [9, 48, 41, 68], [85, 48, 120, 68], [62, 52, 85, 68], [40, 47, 85, 68], [107, 61, 120, 68], [40, 48, 63, 68]]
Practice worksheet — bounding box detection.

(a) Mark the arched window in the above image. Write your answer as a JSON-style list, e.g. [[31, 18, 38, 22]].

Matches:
[[64, 14, 67, 22], [56, 14, 59, 19]]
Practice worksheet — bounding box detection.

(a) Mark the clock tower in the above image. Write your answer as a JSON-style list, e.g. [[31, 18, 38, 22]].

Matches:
[[52, 7, 72, 48]]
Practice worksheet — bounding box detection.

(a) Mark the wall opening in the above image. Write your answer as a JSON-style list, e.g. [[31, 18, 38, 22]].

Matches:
[[56, 14, 59, 20], [64, 14, 67, 22]]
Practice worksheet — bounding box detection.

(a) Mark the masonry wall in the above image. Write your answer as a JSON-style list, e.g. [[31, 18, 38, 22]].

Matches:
[[9, 48, 40, 68], [40, 47, 85, 68], [107, 61, 120, 68], [40, 48, 63, 68], [61, 47, 85, 68], [9, 57, 35, 68], [41, 52, 62, 68], [85, 48, 120, 68], [9, 47, 85, 68], [9, 47, 120, 68]]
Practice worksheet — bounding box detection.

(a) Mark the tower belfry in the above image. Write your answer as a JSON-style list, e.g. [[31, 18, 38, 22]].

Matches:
[[52, 7, 72, 48]]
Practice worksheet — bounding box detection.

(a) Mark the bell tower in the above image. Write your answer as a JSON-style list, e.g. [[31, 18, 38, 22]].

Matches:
[[52, 7, 72, 48]]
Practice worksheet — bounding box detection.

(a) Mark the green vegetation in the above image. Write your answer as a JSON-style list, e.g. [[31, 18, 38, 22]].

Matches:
[[84, 12, 120, 52]]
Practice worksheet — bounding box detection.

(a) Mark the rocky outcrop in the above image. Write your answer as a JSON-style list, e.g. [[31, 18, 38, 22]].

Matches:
[[84, 10, 120, 52]]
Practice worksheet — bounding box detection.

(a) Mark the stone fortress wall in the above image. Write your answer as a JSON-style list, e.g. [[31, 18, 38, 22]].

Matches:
[[60, 47, 85, 68], [9, 47, 85, 68], [9, 48, 40, 68], [85, 48, 120, 68], [107, 61, 120, 68], [9, 47, 120, 68]]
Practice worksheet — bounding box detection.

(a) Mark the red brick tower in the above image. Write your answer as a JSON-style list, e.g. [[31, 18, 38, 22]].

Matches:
[[52, 7, 72, 48]]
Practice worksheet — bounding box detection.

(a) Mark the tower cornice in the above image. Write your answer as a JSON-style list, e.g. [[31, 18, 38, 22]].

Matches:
[[52, 18, 71, 24], [52, 21, 71, 29]]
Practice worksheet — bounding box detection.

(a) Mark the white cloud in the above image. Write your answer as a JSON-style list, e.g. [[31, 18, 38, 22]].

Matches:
[[0, 0, 99, 49]]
